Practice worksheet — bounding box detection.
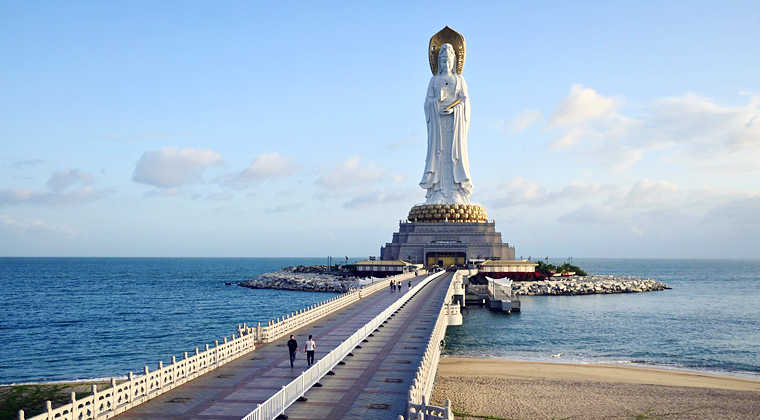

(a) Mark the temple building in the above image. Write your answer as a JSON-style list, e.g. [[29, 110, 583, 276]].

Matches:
[[380, 219, 515, 267]]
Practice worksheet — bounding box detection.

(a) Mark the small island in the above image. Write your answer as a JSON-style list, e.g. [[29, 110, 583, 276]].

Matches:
[[241, 261, 670, 296], [239, 265, 363, 293]]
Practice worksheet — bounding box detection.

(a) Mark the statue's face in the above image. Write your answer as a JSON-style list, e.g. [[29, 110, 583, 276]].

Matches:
[[439, 45, 455, 73]]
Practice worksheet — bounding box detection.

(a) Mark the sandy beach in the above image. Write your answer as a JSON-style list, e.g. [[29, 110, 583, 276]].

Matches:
[[431, 357, 760, 420]]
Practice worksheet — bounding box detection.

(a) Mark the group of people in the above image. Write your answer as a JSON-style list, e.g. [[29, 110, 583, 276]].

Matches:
[[286, 334, 316, 368], [390, 279, 412, 292]]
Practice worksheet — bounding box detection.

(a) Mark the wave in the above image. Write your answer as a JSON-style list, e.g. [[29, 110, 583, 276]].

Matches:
[[1, 375, 130, 387]]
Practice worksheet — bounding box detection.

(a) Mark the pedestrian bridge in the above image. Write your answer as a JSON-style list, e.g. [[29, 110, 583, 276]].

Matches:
[[22, 269, 470, 420]]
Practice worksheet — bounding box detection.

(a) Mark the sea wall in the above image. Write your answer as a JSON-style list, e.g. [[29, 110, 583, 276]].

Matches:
[[239, 266, 362, 293], [511, 275, 670, 296]]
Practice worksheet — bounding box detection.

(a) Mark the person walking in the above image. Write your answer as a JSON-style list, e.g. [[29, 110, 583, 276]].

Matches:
[[287, 334, 299, 368], [408, 280, 412, 289], [304, 335, 316, 367]]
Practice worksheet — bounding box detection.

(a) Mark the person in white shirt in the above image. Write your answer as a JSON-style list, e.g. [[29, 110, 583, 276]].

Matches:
[[304, 335, 316, 367]]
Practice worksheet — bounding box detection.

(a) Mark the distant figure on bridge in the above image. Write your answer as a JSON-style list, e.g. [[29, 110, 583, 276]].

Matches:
[[287, 335, 299, 368], [304, 335, 316, 367]]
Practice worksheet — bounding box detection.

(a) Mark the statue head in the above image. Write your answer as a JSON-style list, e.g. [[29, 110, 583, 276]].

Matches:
[[438, 43, 456, 74]]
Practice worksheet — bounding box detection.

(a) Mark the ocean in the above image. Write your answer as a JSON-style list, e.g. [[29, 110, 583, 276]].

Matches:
[[1, 258, 758, 384], [444, 258, 760, 379], [0, 257, 337, 384]]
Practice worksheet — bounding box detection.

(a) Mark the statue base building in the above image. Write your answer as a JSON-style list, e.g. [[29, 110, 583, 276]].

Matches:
[[380, 205, 516, 267]]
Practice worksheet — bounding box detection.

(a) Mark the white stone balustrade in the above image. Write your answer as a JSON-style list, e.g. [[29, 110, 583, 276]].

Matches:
[[21, 332, 257, 420], [404, 270, 465, 420]]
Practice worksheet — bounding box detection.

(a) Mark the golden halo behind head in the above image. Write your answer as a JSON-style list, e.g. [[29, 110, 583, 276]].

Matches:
[[429, 26, 466, 75]]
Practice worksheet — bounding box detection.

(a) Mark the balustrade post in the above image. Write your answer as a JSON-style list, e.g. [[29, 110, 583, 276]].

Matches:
[[17, 410, 23, 420], [257, 322, 262, 342], [128, 371, 134, 398], [157, 361, 163, 389], [69, 392, 77, 420], [139, 367, 147, 398], [110, 378, 117, 410], [45, 401, 52, 420]]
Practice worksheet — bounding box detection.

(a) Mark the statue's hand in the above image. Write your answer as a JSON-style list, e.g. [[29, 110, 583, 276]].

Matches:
[[440, 107, 454, 115]]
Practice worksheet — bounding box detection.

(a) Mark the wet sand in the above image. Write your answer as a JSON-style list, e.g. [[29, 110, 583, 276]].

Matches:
[[431, 357, 760, 420]]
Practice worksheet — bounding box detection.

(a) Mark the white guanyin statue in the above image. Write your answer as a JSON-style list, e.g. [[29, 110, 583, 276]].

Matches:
[[419, 38, 473, 205]]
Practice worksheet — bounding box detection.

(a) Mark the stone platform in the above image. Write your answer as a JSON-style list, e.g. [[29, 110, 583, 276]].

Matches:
[[380, 220, 515, 266]]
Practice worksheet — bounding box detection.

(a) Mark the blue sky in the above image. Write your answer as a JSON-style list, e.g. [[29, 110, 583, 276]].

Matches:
[[2, 1, 759, 258]]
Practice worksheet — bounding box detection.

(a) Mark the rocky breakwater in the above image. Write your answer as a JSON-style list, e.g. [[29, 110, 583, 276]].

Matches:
[[512, 275, 670, 296], [239, 265, 360, 293]]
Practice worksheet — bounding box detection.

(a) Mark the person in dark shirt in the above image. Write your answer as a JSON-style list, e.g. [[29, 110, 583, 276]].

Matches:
[[287, 334, 299, 367]]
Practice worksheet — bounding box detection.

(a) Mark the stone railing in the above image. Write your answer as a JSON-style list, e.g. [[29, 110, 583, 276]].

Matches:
[[403, 270, 464, 420], [20, 333, 257, 420], [20, 271, 424, 420]]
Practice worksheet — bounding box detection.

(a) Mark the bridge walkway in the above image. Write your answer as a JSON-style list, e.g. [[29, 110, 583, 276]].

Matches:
[[282, 272, 453, 420], [113, 272, 447, 420]]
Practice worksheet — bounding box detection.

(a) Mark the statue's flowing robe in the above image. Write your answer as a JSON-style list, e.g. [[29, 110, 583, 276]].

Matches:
[[419, 72, 473, 204]]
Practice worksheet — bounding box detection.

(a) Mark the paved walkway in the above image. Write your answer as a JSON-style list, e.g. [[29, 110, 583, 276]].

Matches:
[[114, 272, 451, 420], [283, 272, 452, 420]]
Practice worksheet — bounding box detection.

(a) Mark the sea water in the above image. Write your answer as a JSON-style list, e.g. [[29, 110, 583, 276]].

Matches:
[[443, 258, 760, 379], [1, 258, 758, 384], [0, 257, 337, 384]]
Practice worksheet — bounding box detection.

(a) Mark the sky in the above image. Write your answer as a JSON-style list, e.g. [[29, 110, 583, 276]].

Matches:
[[1, 1, 759, 258]]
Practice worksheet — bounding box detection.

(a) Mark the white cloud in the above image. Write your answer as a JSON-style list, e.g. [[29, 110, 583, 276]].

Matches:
[[0, 214, 84, 237], [11, 158, 46, 169], [236, 153, 300, 182], [549, 84, 621, 127], [707, 195, 760, 229], [145, 188, 182, 198], [643, 93, 760, 158], [316, 155, 384, 190], [549, 126, 592, 150], [47, 169, 94, 192], [543, 86, 760, 173], [557, 203, 617, 224], [132, 147, 223, 188], [489, 177, 547, 208], [0, 170, 112, 206], [388, 132, 424, 149], [488, 178, 617, 209], [194, 192, 233, 202], [342, 189, 418, 209], [266, 202, 305, 213], [621, 179, 679, 207], [504, 109, 543, 134]]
